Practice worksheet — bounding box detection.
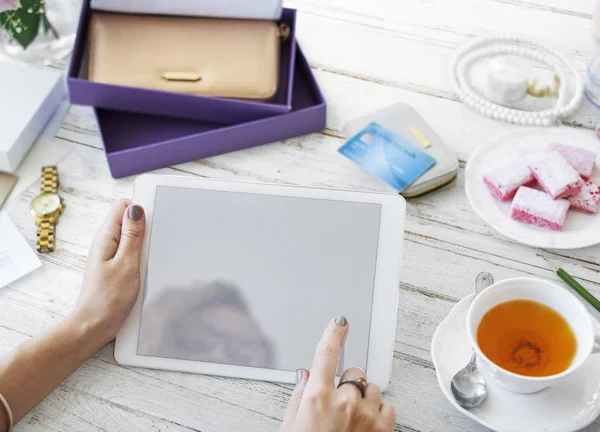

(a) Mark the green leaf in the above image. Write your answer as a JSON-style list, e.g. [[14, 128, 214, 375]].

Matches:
[[0, 0, 44, 49]]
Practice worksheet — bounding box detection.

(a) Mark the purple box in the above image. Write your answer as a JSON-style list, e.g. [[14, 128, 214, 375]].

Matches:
[[68, 0, 297, 124], [95, 46, 326, 178]]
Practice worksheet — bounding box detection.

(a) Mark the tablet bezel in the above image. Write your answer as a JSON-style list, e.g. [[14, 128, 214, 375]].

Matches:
[[114, 174, 405, 390]]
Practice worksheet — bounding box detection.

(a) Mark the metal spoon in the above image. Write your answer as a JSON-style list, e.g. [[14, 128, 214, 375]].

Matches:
[[450, 272, 494, 409]]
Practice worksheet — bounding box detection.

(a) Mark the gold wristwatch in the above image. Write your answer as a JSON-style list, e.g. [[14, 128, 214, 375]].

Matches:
[[30, 167, 66, 253]]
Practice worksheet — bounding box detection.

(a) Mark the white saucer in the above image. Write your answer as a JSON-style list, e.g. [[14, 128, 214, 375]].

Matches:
[[465, 128, 600, 249], [431, 295, 600, 432]]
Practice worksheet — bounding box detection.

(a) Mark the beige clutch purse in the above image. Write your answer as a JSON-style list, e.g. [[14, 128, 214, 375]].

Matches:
[[88, 12, 284, 99]]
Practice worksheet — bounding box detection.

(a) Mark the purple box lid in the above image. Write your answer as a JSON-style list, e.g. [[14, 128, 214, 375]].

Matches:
[[95, 45, 326, 179], [68, 0, 297, 124]]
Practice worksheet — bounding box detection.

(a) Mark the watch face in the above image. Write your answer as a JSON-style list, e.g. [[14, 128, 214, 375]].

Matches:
[[31, 193, 61, 216]]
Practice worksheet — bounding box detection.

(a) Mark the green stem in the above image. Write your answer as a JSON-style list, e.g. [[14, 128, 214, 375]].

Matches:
[[557, 268, 600, 313], [42, 13, 59, 39]]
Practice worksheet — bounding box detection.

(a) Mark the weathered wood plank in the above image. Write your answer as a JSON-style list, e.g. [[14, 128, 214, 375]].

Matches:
[[4, 0, 600, 430]]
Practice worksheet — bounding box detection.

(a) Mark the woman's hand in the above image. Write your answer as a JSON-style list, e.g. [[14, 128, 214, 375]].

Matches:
[[0, 201, 147, 429], [70, 200, 146, 347], [281, 317, 396, 432]]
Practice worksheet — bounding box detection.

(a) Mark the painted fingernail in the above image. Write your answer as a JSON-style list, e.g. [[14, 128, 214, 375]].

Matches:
[[129, 205, 143, 221], [295, 369, 307, 384], [335, 315, 347, 326]]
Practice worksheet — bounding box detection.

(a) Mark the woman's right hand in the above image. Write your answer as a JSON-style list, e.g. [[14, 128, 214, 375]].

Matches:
[[281, 316, 396, 432]]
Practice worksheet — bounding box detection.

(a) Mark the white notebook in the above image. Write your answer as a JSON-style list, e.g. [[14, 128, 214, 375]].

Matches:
[[344, 104, 459, 197], [90, 0, 284, 20]]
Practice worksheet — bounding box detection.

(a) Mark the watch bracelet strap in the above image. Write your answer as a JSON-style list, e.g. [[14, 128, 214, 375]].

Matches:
[[41, 166, 59, 194], [36, 218, 56, 253]]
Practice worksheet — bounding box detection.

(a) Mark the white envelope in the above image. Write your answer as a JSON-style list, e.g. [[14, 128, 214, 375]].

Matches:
[[90, 0, 283, 20]]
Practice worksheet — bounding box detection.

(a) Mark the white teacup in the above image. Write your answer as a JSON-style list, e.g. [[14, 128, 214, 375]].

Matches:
[[466, 277, 600, 394]]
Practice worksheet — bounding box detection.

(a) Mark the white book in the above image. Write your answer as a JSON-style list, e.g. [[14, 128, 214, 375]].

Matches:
[[90, 0, 283, 20], [0, 61, 66, 173]]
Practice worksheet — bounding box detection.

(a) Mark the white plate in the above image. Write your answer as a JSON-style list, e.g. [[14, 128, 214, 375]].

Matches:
[[431, 295, 600, 432], [465, 128, 600, 249]]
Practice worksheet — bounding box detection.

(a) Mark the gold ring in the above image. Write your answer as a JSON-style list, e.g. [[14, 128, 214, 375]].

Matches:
[[337, 377, 368, 398]]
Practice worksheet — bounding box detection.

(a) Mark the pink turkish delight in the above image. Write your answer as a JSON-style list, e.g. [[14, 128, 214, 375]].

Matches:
[[511, 186, 570, 231], [528, 151, 583, 199], [483, 154, 535, 201], [547, 143, 597, 180], [567, 181, 600, 214]]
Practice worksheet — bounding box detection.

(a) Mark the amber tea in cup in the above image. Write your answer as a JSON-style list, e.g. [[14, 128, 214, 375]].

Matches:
[[477, 299, 577, 377]]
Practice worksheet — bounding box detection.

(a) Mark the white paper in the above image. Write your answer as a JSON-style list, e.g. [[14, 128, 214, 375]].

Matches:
[[90, 0, 283, 20], [0, 212, 41, 289]]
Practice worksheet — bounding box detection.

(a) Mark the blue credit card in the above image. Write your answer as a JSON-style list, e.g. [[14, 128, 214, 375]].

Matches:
[[339, 122, 437, 192]]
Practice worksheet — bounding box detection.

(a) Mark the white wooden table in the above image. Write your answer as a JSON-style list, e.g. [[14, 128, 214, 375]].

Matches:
[[3, 0, 600, 430]]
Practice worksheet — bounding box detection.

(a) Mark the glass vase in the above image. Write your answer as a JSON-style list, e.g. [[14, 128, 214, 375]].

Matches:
[[0, 0, 82, 65]]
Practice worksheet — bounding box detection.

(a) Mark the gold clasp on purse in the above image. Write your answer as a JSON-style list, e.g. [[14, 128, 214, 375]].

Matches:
[[161, 72, 202, 82]]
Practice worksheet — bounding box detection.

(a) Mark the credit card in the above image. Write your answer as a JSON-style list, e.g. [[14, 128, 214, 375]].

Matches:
[[339, 122, 437, 192]]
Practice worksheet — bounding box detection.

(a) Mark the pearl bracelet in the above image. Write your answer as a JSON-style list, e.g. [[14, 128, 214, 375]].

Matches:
[[450, 34, 584, 127]]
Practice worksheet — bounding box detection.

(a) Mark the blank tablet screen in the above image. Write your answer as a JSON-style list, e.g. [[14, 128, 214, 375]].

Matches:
[[137, 186, 382, 372]]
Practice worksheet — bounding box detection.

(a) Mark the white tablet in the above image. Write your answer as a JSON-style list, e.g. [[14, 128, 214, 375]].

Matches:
[[115, 174, 405, 389]]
